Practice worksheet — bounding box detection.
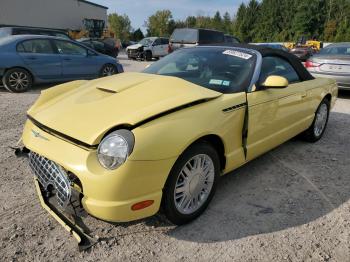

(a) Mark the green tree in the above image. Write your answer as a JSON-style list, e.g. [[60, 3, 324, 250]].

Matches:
[[185, 16, 197, 28], [131, 28, 144, 41], [233, 0, 260, 42], [212, 11, 223, 31], [195, 15, 213, 29], [108, 13, 132, 40], [291, 0, 327, 40], [145, 10, 173, 36], [223, 12, 233, 34]]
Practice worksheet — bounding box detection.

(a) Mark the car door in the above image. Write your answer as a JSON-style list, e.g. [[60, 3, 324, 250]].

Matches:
[[17, 39, 62, 79], [53, 40, 98, 79], [246, 56, 310, 161], [159, 38, 169, 56], [152, 38, 163, 57]]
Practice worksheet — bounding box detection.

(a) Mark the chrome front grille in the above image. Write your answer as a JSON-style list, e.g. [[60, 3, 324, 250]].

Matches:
[[29, 152, 71, 209]]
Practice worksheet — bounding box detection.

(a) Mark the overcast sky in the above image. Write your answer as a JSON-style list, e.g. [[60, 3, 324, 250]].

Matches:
[[94, 0, 247, 30]]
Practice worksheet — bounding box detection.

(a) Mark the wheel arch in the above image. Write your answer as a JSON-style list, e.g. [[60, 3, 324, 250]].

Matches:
[[4, 66, 35, 82], [190, 134, 226, 171], [164, 133, 226, 173], [323, 93, 332, 103]]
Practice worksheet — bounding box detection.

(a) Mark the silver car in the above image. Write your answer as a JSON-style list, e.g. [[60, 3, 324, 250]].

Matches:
[[306, 42, 350, 90]]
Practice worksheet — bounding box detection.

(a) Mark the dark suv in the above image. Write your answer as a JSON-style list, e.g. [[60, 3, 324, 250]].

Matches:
[[169, 28, 229, 52], [0, 26, 71, 40]]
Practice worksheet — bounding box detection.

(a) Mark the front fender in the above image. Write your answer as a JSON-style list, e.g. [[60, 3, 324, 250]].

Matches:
[[129, 93, 247, 161]]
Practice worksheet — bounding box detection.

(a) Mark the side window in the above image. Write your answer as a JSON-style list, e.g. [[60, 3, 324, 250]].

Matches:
[[153, 38, 161, 46], [92, 41, 105, 51], [259, 56, 300, 86], [17, 39, 54, 54], [199, 30, 224, 44], [161, 38, 169, 45], [54, 40, 87, 55]]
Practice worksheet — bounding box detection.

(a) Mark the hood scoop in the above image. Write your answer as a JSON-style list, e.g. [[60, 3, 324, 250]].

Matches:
[[92, 73, 155, 94], [96, 87, 117, 93]]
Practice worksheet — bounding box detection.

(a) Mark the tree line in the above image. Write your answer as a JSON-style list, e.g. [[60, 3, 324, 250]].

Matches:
[[108, 0, 350, 43]]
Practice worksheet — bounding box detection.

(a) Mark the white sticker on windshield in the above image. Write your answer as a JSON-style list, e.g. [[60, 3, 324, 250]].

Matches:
[[209, 79, 223, 85], [222, 81, 231, 86], [223, 50, 252, 60]]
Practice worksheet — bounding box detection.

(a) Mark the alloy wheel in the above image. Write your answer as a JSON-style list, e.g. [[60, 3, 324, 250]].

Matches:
[[8, 71, 29, 91], [314, 103, 328, 137], [174, 154, 215, 215], [102, 65, 115, 76]]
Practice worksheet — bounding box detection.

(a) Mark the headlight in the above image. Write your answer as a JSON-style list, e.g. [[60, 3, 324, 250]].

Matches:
[[97, 129, 135, 170]]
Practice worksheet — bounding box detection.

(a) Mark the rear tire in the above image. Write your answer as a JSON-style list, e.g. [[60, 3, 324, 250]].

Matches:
[[3, 68, 33, 93], [301, 98, 330, 142], [163, 142, 220, 225]]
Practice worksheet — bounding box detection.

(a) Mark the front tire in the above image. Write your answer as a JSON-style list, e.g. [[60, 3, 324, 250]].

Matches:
[[301, 98, 330, 142], [163, 142, 220, 225], [2, 68, 33, 93], [100, 64, 116, 77], [145, 51, 152, 61]]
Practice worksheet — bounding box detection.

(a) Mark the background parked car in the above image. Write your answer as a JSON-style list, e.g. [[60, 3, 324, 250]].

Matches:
[[306, 42, 350, 90], [0, 26, 71, 40], [290, 46, 315, 61], [256, 43, 289, 52], [0, 35, 123, 92], [78, 37, 120, 57], [224, 34, 240, 44], [122, 40, 137, 49], [126, 37, 169, 61], [168, 28, 226, 52]]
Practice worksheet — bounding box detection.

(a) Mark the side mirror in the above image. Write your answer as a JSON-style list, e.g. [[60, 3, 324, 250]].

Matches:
[[262, 75, 289, 89]]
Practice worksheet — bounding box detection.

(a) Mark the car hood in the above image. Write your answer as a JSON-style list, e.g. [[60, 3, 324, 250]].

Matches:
[[28, 72, 221, 145], [127, 43, 144, 50]]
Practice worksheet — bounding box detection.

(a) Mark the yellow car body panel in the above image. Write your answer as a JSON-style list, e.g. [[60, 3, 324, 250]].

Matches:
[[22, 70, 337, 224], [28, 72, 222, 145], [247, 77, 337, 160]]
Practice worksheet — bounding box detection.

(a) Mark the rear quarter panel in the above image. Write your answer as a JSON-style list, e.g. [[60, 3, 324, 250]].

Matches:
[[304, 77, 337, 112], [0, 44, 30, 75]]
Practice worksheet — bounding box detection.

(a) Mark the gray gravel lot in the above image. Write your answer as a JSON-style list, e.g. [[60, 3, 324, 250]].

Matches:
[[0, 55, 349, 261]]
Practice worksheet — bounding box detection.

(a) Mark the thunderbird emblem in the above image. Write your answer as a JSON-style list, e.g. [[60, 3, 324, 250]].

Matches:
[[31, 129, 49, 141]]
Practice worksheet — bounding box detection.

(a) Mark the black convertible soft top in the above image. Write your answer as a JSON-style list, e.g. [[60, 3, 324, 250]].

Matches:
[[212, 43, 315, 81]]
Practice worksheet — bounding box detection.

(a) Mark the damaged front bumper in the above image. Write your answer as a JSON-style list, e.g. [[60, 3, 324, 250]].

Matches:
[[16, 146, 98, 251], [34, 176, 98, 251]]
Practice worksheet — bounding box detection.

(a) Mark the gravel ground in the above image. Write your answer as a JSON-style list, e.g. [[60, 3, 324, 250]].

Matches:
[[0, 56, 349, 261]]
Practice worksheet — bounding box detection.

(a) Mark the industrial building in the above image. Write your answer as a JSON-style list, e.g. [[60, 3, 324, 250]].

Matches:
[[0, 0, 108, 32]]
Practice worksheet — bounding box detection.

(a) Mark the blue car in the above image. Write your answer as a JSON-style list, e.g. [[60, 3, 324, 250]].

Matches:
[[0, 35, 124, 92]]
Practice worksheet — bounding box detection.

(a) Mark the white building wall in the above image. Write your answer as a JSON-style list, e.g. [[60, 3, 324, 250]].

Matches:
[[0, 0, 107, 30]]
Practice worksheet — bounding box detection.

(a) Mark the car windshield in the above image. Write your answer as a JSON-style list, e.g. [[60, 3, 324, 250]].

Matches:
[[170, 29, 198, 44], [139, 38, 154, 46], [319, 45, 350, 55], [143, 47, 256, 94]]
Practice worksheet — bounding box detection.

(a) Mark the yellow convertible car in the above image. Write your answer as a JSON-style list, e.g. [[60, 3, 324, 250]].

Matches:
[[20, 45, 337, 247]]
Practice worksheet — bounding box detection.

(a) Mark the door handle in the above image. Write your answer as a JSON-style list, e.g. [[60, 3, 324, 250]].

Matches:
[[301, 93, 307, 98], [26, 57, 37, 60], [63, 58, 72, 61]]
